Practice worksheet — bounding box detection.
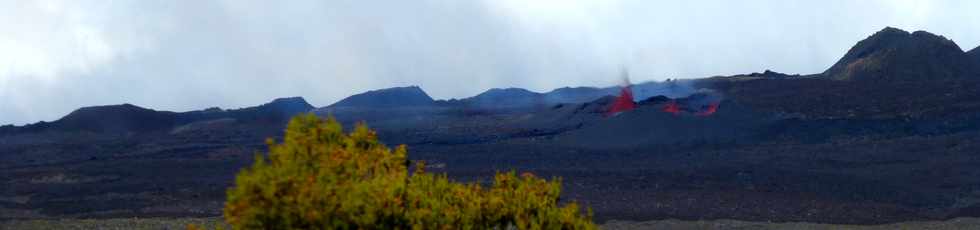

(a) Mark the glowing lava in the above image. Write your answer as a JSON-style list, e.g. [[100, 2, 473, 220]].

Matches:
[[606, 68, 637, 116], [696, 102, 719, 116], [607, 86, 636, 116], [662, 93, 722, 116], [662, 100, 681, 115]]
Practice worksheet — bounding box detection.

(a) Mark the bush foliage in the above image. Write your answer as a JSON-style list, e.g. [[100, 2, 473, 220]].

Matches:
[[220, 114, 595, 229]]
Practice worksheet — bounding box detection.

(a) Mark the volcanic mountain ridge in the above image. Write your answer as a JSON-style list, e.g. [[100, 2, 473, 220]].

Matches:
[[328, 86, 435, 108], [822, 27, 979, 80], [5, 97, 314, 134]]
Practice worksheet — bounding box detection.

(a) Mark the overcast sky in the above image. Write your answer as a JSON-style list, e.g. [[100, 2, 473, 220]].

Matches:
[[2, 0, 979, 125]]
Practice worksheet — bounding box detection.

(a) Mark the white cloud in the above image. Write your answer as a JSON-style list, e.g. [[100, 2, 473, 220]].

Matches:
[[1, 1, 105, 81]]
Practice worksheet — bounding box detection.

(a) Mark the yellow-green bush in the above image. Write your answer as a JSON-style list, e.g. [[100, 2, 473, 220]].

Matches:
[[220, 114, 595, 229]]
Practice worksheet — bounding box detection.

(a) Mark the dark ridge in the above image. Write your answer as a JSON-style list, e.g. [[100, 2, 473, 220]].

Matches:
[[0, 124, 16, 136], [743, 70, 801, 78], [184, 97, 314, 123], [5, 97, 315, 135], [476, 88, 540, 98], [49, 103, 180, 133], [232, 96, 313, 118], [823, 27, 977, 80], [259, 97, 315, 113], [329, 86, 434, 107], [454, 82, 685, 109]]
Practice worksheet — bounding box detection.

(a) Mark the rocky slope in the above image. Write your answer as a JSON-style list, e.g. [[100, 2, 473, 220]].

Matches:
[[823, 27, 978, 80]]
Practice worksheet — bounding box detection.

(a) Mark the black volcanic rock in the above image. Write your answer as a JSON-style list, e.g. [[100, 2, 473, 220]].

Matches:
[[51, 104, 179, 133], [969, 46, 980, 64], [329, 86, 434, 108], [823, 27, 977, 80]]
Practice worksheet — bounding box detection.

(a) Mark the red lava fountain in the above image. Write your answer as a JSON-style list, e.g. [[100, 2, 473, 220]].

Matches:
[[606, 69, 637, 116], [607, 85, 636, 116]]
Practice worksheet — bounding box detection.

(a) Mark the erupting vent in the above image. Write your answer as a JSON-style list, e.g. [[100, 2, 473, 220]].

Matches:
[[607, 86, 636, 116]]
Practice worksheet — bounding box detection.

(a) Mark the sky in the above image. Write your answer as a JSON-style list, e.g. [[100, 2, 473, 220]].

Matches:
[[2, 0, 980, 125]]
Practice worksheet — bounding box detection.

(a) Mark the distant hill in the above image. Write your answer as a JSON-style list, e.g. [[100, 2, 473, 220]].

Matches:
[[44, 104, 179, 133], [225, 97, 313, 121], [328, 86, 434, 108], [6, 97, 314, 134], [457, 88, 544, 108], [823, 27, 978, 80], [181, 97, 313, 122]]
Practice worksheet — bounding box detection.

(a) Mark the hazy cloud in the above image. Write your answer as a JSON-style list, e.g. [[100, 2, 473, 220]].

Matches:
[[2, 0, 979, 125]]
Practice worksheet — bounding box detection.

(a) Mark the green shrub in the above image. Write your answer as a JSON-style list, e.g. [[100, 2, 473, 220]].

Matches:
[[220, 114, 595, 229]]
